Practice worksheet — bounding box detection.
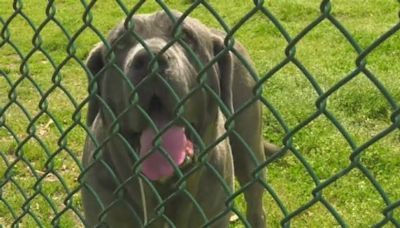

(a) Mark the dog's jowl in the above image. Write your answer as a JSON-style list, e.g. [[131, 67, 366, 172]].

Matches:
[[82, 10, 267, 228]]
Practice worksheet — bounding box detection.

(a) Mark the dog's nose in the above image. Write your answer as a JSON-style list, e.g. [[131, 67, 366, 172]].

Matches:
[[131, 49, 168, 81]]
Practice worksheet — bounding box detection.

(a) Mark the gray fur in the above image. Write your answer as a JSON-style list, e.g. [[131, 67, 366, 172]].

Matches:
[[82, 11, 268, 227]]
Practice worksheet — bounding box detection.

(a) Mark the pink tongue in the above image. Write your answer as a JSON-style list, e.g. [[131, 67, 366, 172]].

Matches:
[[140, 123, 194, 181]]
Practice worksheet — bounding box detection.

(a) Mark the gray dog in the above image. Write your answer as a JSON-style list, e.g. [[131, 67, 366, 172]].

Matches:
[[82, 10, 275, 227]]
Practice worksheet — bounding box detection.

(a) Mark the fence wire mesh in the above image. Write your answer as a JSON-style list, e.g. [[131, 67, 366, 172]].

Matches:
[[1, 0, 399, 227]]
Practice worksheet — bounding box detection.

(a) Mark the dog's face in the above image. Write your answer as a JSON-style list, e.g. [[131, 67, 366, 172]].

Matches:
[[86, 11, 233, 181]]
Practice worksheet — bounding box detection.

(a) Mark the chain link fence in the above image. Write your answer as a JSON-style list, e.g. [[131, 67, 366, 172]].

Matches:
[[1, 0, 399, 227]]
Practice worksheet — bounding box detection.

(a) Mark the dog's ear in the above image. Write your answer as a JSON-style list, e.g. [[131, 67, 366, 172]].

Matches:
[[212, 35, 234, 113], [85, 43, 104, 126]]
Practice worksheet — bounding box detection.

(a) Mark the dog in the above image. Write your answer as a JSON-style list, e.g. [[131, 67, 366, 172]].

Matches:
[[81, 10, 273, 227]]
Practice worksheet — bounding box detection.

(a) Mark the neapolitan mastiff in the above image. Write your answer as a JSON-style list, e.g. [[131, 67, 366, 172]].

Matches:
[[82, 10, 278, 227]]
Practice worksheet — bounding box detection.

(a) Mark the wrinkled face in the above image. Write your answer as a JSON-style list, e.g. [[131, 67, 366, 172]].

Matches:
[[90, 11, 231, 181], [100, 12, 221, 132]]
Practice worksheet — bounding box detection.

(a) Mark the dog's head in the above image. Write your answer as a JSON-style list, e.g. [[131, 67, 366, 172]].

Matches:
[[85, 11, 233, 181]]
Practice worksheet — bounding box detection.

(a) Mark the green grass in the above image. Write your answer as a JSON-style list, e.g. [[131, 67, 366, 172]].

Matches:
[[1, 0, 399, 227]]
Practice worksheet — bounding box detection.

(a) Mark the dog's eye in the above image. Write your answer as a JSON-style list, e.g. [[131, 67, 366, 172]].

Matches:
[[180, 29, 197, 49], [114, 32, 137, 51], [116, 42, 126, 50]]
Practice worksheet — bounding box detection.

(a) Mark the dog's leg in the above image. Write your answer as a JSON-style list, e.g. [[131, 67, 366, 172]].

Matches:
[[230, 104, 267, 228], [231, 138, 266, 228]]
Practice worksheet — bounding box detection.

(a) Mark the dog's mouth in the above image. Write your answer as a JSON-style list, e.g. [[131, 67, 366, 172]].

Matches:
[[139, 96, 197, 182]]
